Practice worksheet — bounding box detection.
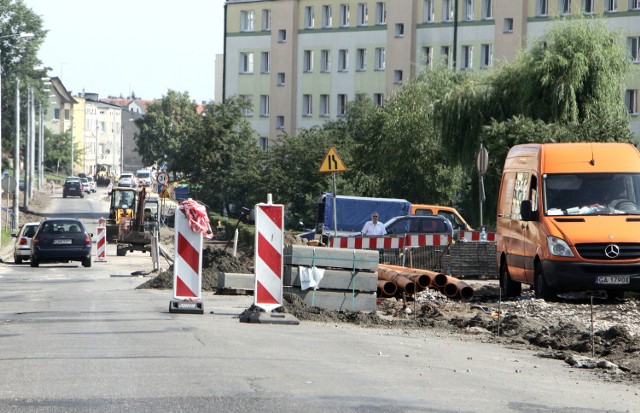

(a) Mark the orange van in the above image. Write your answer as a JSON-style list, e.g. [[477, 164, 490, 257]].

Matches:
[[496, 142, 640, 301], [410, 204, 473, 231]]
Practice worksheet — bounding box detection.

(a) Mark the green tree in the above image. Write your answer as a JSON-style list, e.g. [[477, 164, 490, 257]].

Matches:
[[0, 0, 48, 170], [134, 90, 202, 177], [43, 130, 83, 175]]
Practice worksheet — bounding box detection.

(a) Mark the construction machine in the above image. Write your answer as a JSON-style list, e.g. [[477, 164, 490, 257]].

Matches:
[[106, 186, 157, 256], [95, 163, 116, 186]]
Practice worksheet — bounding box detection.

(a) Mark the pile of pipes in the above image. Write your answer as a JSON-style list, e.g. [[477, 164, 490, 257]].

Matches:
[[377, 264, 474, 300]]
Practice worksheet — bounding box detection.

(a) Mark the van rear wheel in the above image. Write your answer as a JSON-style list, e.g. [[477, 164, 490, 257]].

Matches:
[[535, 264, 558, 302], [500, 259, 521, 298]]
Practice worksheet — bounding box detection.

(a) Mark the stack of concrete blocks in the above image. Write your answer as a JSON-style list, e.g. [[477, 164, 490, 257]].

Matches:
[[283, 245, 379, 312]]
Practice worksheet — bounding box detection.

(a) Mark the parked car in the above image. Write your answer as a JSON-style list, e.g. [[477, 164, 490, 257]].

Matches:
[[80, 177, 91, 194], [382, 215, 454, 237], [30, 218, 93, 267], [11, 222, 40, 264], [63, 177, 84, 198], [85, 176, 97, 192], [117, 172, 137, 188]]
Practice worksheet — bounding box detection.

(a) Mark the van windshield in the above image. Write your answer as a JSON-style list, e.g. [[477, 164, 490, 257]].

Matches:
[[544, 173, 640, 216]]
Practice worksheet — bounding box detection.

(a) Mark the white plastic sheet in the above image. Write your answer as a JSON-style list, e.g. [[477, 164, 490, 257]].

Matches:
[[299, 266, 324, 290]]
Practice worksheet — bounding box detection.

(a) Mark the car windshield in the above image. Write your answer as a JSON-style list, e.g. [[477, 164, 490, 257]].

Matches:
[[544, 173, 640, 216]]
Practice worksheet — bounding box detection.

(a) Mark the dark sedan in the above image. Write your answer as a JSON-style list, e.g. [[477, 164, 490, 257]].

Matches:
[[30, 218, 93, 267]]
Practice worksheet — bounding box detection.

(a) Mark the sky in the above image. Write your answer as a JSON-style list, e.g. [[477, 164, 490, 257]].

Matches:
[[24, 0, 226, 103]]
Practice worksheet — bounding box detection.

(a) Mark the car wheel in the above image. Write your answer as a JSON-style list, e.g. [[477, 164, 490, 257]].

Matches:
[[15, 256, 22, 264], [80, 193, 84, 198], [63, 194, 67, 198], [535, 263, 558, 302], [82, 257, 92, 268], [30, 258, 39, 268], [116, 247, 126, 256], [499, 257, 521, 298]]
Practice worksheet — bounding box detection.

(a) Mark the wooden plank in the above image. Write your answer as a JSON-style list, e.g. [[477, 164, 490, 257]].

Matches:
[[284, 245, 379, 271], [285, 287, 377, 312], [284, 266, 377, 292]]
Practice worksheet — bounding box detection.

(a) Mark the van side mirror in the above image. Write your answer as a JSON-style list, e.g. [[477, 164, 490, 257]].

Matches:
[[520, 200, 538, 221]]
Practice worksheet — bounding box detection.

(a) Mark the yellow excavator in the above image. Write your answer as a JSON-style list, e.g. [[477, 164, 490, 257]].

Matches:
[[106, 187, 156, 256]]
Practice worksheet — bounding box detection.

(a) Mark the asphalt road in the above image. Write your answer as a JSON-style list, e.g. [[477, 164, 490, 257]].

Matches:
[[0, 192, 637, 412]]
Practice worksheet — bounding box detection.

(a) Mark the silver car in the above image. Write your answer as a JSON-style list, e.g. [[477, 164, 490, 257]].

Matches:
[[12, 222, 40, 264]]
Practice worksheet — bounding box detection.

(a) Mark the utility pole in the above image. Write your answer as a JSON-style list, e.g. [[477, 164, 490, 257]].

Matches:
[[13, 79, 20, 230]]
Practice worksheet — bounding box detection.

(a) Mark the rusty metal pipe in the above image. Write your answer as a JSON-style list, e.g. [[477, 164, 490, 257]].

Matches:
[[377, 269, 416, 295], [399, 271, 431, 290], [442, 280, 474, 299], [377, 280, 397, 297]]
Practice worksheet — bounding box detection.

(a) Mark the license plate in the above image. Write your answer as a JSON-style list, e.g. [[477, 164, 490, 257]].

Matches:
[[53, 239, 72, 245], [596, 276, 630, 285]]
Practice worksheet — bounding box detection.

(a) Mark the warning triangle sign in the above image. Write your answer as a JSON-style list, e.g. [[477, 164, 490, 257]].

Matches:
[[159, 186, 170, 199], [319, 147, 347, 173]]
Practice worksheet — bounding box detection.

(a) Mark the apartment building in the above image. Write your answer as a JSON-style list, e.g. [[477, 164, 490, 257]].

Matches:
[[224, 0, 640, 146]]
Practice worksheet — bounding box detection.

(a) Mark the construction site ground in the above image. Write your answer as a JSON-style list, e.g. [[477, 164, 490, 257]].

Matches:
[[8, 189, 640, 386]]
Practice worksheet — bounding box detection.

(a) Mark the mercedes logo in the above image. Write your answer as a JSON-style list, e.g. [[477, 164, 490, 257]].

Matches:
[[604, 244, 620, 259]]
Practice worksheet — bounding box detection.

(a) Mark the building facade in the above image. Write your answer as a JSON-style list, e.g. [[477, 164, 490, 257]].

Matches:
[[223, 0, 640, 145]]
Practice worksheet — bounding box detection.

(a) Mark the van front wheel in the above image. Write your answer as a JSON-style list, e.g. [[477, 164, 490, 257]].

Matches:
[[500, 259, 521, 298], [535, 264, 558, 302]]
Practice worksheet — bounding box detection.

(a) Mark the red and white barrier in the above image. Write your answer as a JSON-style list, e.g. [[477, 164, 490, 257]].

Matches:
[[329, 236, 404, 249], [173, 206, 203, 301], [95, 226, 107, 262], [459, 231, 495, 242], [329, 233, 452, 249], [254, 195, 284, 312]]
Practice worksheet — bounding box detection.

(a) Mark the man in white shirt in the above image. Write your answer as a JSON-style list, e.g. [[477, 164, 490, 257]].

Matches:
[[361, 212, 386, 236]]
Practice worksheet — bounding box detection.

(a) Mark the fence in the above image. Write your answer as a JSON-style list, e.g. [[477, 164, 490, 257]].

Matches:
[[1, 207, 16, 231]]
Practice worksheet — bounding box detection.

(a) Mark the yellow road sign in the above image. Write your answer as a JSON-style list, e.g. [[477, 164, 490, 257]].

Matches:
[[159, 186, 170, 199], [319, 147, 347, 173]]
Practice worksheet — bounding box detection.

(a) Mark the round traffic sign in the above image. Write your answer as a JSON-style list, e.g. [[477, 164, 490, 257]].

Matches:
[[157, 172, 169, 185]]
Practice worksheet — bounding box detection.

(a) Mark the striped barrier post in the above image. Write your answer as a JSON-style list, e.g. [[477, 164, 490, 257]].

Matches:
[[169, 201, 205, 314], [95, 226, 107, 262], [254, 194, 284, 312]]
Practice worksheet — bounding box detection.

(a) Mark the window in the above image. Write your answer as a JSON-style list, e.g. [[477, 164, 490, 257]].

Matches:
[[375, 47, 385, 70], [304, 6, 315, 28], [357, 3, 368, 25], [320, 94, 330, 116], [322, 5, 332, 27], [261, 52, 270, 73], [481, 0, 493, 19], [65, 109, 70, 120], [338, 49, 348, 71], [463, 0, 473, 21], [559, 0, 570, 14], [304, 50, 313, 72], [582, 0, 594, 13], [262, 9, 271, 30], [278, 29, 286, 43], [54, 108, 60, 120], [480, 44, 492, 68], [373, 93, 384, 107], [240, 10, 255, 32], [240, 95, 253, 116], [259, 137, 268, 151], [441, 46, 451, 67], [626, 90, 638, 115], [422, 46, 432, 67], [375, 2, 386, 24], [340, 4, 350, 26], [424, 0, 434, 22], [605, 0, 617, 12], [260, 95, 269, 116], [537, 0, 548, 16], [443, 0, 454, 21], [356, 48, 366, 70], [394, 70, 403, 84], [276, 116, 285, 129], [629, 37, 640, 63], [303, 94, 313, 116], [240, 52, 254, 73], [321, 49, 331, 72], [503, 18, 514, 32], [632, 0, 640, 10], [277, 72, 286, 85], [395, 23, 404, 37], [337, 94, 348, 116], [461, 45, 472, 69]]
